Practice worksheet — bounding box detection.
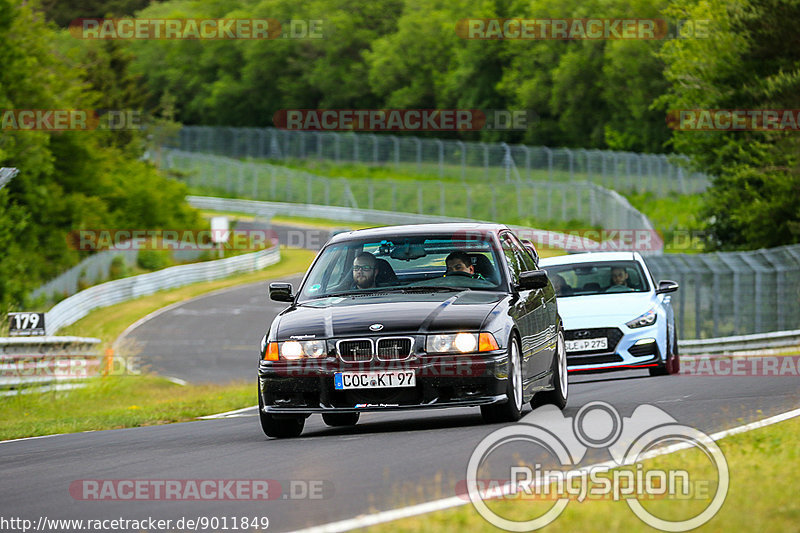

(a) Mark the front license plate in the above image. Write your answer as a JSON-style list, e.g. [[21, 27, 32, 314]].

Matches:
[[334, 370, 416, 390], [566, 337, 608, 353]]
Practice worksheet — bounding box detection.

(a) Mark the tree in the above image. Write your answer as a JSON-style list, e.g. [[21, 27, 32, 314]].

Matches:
[[657, 0, 800, 249]]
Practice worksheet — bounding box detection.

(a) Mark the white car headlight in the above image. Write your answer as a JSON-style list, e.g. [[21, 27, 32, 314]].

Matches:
[[426, 332, 499, 354], [626, 308, 657, 329], [279, 340, 327, 359]]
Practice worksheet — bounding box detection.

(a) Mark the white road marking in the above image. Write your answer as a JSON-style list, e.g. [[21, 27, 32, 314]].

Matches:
[[197, 404, 258, 419]]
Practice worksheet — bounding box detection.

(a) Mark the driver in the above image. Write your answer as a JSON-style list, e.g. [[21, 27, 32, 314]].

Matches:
[[352, 252, 378, 289], [607, 266, 630, 290]]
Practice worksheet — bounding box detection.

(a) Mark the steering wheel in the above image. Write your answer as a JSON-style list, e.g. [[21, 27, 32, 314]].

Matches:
[[605, 285, 634, 292], [445, 271, 475, 278]]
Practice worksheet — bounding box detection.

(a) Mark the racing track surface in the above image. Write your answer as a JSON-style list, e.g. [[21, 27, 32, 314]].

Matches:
[[3, 244, 799, 532]]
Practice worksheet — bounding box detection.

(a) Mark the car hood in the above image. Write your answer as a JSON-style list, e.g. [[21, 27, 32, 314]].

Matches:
[[277, 291, 504, 338], [557, 292, 656, 329]]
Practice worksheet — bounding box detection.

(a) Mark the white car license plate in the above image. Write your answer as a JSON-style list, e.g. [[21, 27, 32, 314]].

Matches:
[[334, 370, 416, 390], [566, 337, 608, 353]]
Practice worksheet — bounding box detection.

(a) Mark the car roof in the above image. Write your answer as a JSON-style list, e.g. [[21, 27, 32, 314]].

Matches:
[[538, 251, 640, 267], [326, 222, 511, 244]]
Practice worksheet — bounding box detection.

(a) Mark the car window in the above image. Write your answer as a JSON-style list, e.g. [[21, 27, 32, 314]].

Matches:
[[297, 233, 506, 301], [500, 233, 522, 282], [541, 261, 651, 296], [507, 232, 537, 271]]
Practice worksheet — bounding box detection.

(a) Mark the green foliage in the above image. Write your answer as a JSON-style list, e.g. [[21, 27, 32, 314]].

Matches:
[[657, 0, 800, 250], [0, 2, 202, 314], [136, 249, 173, 271], [108, 255, 129, 279], [127, 0, 674, 150]]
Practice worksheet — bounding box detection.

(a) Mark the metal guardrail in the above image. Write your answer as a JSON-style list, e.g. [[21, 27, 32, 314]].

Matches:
[[678, 329, 800, 355], [44, 246, 280, 335], [0, 336, 102, 390]]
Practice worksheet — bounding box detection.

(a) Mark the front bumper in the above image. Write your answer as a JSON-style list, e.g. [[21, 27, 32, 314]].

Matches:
[[565, 324, 665, 374], [258, 352, 508, 413]]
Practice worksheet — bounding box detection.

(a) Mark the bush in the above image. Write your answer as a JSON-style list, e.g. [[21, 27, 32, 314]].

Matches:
[[137, 249, 172, 271], [108, 255, 129, 280]]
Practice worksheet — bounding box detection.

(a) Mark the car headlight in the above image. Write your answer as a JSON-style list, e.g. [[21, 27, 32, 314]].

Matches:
[[626, 308, 657, 329], [426, 332, 499, 354], [263, 340, 327, 360]]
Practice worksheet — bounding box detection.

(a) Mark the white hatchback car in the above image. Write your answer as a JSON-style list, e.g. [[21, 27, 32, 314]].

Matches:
[[539, 252, 680, 376]]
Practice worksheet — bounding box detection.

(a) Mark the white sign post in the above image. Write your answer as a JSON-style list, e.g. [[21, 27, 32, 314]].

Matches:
[[210, 216, 229, 258]]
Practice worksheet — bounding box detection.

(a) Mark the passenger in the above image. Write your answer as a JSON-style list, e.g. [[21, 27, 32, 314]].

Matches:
[[351, 252, 378, 289], [551, 273, 573, 296], [445, 251, 475, 275]]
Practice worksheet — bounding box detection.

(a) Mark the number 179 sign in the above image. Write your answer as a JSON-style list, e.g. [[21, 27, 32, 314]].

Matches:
[[8, 312, 46, 336]]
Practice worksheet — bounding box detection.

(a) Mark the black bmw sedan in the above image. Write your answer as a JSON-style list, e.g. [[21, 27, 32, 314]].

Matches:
[[258, 223, 568, 438]]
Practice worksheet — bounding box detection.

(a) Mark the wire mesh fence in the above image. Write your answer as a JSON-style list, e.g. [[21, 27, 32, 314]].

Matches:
[[645, 244, 800, 339], [160, 149, 659, 244], [170, 126, 712, 195]]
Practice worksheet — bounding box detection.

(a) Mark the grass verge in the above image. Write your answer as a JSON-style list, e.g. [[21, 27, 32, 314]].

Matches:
[[59, 247, 316, 345], [0, 376, 253, 441], [367, 414, 800, 532]]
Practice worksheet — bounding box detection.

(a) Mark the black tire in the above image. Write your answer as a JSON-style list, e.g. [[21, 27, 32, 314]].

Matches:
[[532, 329, 568, 409], [322, 412, 360, 427], [481, 335, 524, 424], [258, 395, 305, 438], [649, 329, 679, 377]]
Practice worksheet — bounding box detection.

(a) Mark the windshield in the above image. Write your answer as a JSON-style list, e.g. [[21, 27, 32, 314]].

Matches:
[[297, 234, 505, 301], [542, 261, 651, 297]]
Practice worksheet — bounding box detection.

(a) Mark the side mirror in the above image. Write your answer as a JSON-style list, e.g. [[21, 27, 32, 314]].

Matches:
[[269, 282, 294, 302], [655, 280, 679, 294], [518, 270, 549, 290]]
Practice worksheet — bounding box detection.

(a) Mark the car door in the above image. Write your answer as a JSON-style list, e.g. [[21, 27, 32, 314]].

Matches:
[[499, 232, 540, 383], [505, 232, 553, 378]]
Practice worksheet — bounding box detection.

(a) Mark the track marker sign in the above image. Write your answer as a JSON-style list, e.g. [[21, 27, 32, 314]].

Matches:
[[8, 312, 46, 336]]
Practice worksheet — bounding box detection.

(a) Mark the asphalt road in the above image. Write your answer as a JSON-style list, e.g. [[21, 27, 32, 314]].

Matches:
[[2, 372, 798, 532], [3, 234, 798, 532]]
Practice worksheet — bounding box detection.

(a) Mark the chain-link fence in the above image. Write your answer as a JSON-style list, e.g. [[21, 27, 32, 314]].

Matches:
[[645, 244, 800, 339], [161, 149, 659, 246], [171, 126, 711, 195]]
